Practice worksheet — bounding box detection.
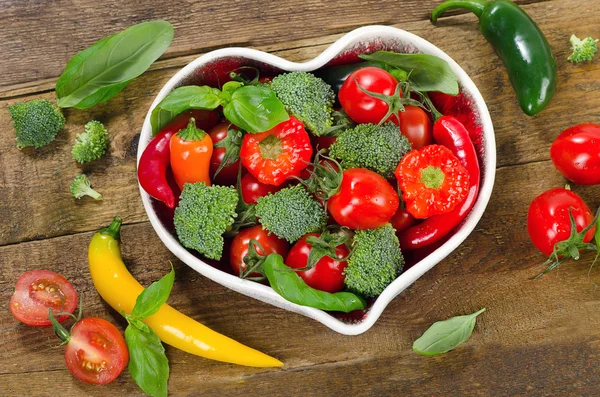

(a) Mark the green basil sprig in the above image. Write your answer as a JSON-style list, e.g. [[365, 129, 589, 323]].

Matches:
[[360, 51, 459, 95], [150, 83, 289, 135], [123, 267, 175, 397], [413, 308, 485, 356], [56, 21, 174, 109], [263, 254, 365, 313]]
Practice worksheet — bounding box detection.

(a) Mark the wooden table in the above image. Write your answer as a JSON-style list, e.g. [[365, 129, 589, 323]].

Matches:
[[2, 0, 600, 395]]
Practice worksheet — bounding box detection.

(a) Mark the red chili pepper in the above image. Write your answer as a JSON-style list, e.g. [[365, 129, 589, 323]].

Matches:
[[398, 116, 480, 251], [138, 110, 219, 208]]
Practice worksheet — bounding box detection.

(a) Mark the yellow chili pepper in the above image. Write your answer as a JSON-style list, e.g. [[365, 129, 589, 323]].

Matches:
[[88, 217, 283, 368]]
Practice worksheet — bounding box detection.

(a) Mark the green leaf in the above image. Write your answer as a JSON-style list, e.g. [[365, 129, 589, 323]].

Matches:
[[263, 254, 365, 313], [125, 325, 169, 397], [223, 85, 289, 133], [360, 51, 459, 95], [413, 308, 486, 356], [56, 21, 174, 109], [131, 267, 175, 320], [150, 85, 223, 134]]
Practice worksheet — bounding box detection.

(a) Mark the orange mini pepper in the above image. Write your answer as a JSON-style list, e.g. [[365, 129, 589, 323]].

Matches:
[[170, 118, 213, 190]]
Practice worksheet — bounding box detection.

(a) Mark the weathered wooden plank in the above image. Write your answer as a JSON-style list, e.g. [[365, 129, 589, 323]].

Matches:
[[1, 0, 599, 247], [1, 159, 599, 396], [0, 0, 549, 93]]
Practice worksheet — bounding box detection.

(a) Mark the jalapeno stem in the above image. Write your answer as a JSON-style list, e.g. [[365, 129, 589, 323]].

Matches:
[[431, 0, 488, 22]]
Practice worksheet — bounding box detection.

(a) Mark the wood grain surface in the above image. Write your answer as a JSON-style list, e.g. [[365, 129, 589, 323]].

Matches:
[[2, 0, 600, 396]]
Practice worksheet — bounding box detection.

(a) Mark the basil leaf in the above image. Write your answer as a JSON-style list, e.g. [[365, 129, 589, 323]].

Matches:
[[56, 21, 174, 109], [125, 325, 169, 397], [360, 51, 459, 95], [413, 308, 486, 356], [223, 85, 289, 133], [131, 267, 175, 320], [150, 85, 223, 134], [263, 254, 365, 313]]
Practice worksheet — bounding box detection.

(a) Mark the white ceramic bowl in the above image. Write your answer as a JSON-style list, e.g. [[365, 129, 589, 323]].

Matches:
[[138, 25, 496, 335]]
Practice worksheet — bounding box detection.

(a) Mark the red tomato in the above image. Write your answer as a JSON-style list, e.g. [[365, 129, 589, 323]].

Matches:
[[328, 168, 399, 230], [395, 106, 432, 149], [390, 208, 417, 234], [166, 109, 220, 134], [65, 318, 128, 385], [527, 188, 595, 256], [230, 226, 289, 277], [241, 173, 282, 204], [209, 122, 242, 186], [313, 135, 337, 151], [10, 270, 78, 327], [286, 233, 350, 293], [240, 116, 313, 186], [339, 67, 399, 124], [550, 123, 600, 185]]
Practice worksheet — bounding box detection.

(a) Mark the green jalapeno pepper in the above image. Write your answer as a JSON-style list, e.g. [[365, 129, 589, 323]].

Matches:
[[431, 0, 557, 116]]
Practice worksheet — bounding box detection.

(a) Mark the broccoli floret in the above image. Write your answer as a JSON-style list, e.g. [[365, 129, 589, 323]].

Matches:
[[8, 99, 65, 149], [72, 120, 110, 163], [328, 122, 411, 179], [174, 182, 238, 260], [70, 174, 102, 200], [270, 71, 335, 136], [344, 224, 404, 297], [568, 35, 598, 63], [255, 184, 327, 243]]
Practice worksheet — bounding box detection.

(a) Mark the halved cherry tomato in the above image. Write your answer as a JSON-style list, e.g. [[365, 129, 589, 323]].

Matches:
[[10, 270, 78, 327], [527, 188, 595, 256], [209, 122, 242, 186], [286, 233, 349, 293], [395, 106, 432, 150], [230, 226, 289, 277], [550, 123, 600, 185], [65, 318, 128, 385], [328, 168, 399, 230], [339, 67, 398, 124], [240, 173, 283, 205], [240, 116, 313, 186]]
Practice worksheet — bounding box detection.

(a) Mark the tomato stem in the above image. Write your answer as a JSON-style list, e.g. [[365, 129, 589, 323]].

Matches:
[[48, 308, 71, 343]]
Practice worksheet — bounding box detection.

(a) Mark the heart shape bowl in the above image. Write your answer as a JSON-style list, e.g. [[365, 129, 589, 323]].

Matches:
[[138, 25, 496, 335]]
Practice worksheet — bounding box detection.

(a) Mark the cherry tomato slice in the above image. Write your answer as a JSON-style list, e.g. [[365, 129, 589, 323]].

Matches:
[[65, 317, 128, 385], [10, 270, 78, 327], [230, 226, 289, 277]]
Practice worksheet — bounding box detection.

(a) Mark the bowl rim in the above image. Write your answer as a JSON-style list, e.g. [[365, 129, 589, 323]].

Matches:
[[137, 25, 497, 335]]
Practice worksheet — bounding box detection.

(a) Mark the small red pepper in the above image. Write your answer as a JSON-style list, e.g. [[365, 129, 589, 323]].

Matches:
[[138, 110, 219, 208], [398, 116, 480, 250]]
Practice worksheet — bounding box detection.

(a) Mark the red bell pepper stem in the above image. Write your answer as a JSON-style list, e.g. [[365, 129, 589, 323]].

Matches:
[[399, 116, 480, 250], [138, 128, 177, 208]]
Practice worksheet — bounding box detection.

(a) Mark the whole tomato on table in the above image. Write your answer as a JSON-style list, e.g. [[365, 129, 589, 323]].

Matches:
[[550, 123, 600, 185]]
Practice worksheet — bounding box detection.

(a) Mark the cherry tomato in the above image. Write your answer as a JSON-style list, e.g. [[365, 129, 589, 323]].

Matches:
[[339, 67, 398, 125], [209, 122, 241, 186], [240, 116, 313, 186], [527, 188, 595, 256], [395, 106, 432, 149], [230, 226, 289, 277], [313, 135, 337, 151], [328, 168, 399, 230], [10, 270, 78, 327], [390, 208, 417, 234], [65, 318, 128, 385], [286, 233, 350, 293], [240, 173, 283, 205], [550, 123, 600, 185]]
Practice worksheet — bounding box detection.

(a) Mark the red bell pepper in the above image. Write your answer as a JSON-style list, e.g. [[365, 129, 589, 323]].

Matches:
[[138, 110, 219, 208], [398, 116, 480, 250]]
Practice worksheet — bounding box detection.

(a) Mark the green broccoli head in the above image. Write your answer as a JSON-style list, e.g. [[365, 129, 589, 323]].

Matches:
[[72, 120, 110, 163], [8, 99, 65, 149], [255, 184, 327, 243], [70, 174, 102, 200], [344, 224, 404, 297], [328, 122, 411, 179], [568, 35, 598, 63], [174, 182, 238, 260], [270, 71, 335, 136]]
